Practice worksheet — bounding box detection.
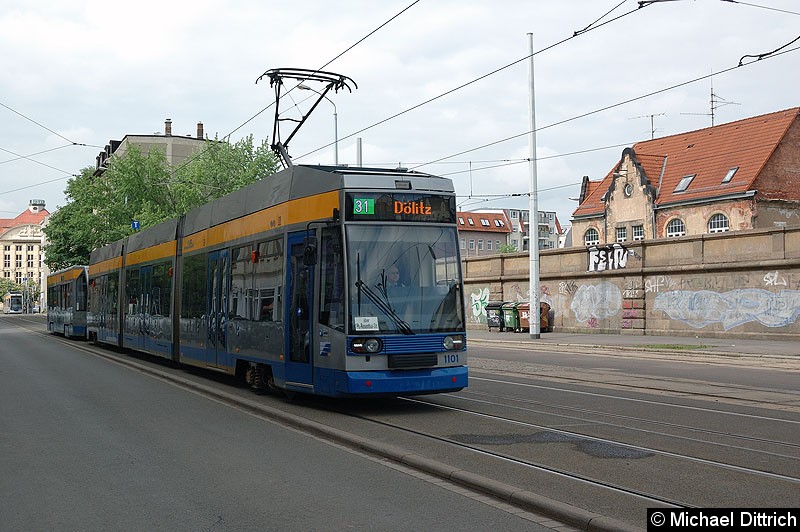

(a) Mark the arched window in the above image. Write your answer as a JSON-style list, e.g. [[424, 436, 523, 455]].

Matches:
[[708, 213, 729, 233], [584, 228, 600, 246], [666, 218, 686, 238]]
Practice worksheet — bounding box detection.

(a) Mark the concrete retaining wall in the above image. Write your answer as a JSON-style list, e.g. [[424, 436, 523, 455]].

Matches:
[[463, 225, 800, 340]]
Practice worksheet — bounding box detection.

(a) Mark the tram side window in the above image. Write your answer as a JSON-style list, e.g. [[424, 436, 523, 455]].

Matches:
[[126, 268, 140, 314], [181, 254, 207, 319], [319, 227, 344, 331], [62, 283, 72, 311], [252, 238, 283, 322], [231, 245, 252, 320], [152, 262, 172, 317], [48, 285, 56, 309], [76, 274, 87, 311], [107, 274, 119, 315], [88, 276, 99, 314]]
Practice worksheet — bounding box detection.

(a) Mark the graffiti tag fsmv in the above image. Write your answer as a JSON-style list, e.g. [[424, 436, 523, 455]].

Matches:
[[588, 244, 628, 272]]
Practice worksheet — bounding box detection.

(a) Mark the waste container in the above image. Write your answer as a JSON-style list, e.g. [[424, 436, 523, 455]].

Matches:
[[501, 302, 520, 332], [517, 303, 530, 331], [540, 302, 551, 332], [485, 301, 505, 332], [516, 302, 551, 332]]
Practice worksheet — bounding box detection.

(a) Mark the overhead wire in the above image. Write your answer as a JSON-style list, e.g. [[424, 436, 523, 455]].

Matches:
[[0, 146, 79, 181], [455, 130, 797, 211], [154, 0, 424, 190], [225, 0, 424, 142], [437, 141, 636, 177], [295, 1, 654, 161], [0, 100, 100, 148], [720, 0, 800, 17], [1, 0, 424, 199], [0, 144, 78, 166], [411, 42, 800, 171]]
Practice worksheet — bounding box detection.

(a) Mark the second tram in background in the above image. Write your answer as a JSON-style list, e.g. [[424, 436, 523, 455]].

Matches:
[[46, 265, 89, 338], [3, 291, 24, 314], [84, 164, 468, 398]]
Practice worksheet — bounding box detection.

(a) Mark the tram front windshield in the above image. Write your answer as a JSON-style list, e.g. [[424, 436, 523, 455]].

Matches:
[[347, 224, 464, 335]]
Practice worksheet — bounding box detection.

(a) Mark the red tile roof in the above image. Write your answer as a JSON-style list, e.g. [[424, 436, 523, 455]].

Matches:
[[572, 107, 800, 217], [457, 211, 512, 233], [0, 207, 50, 231]]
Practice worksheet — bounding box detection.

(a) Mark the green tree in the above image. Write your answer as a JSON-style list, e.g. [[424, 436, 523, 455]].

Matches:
[[43, 168, 107, 270], [0, 278, 22, 296], [43, 136, 278, 270], [171, 135, 278, 212], [498, 243, 518, 254]]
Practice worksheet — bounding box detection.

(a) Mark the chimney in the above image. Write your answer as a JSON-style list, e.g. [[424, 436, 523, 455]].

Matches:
[[196, 121, 204, 139], [165, 118, 172, 136]]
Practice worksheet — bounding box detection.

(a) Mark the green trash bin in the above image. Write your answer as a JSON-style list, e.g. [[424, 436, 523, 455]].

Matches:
[[501, 302, 520, 332]]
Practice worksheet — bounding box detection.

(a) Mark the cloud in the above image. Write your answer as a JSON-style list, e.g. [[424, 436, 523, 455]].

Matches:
[[1, 0, 797, 228]]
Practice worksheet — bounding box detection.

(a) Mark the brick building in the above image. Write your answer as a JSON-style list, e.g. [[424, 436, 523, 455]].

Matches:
[[571, 107, 800, 246]]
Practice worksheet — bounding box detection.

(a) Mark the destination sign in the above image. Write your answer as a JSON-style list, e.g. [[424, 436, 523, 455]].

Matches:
[[346, 193, 456, 223]]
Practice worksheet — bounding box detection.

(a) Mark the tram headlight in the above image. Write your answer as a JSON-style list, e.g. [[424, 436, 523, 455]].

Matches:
[[443, 335, 465, 350], [351, 338, 383, 354]]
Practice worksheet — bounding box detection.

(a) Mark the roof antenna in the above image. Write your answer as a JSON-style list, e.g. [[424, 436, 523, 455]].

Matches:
[[628, 113, 666, 139], [256, 67, 357, 169], [681, 73, 739, 127]]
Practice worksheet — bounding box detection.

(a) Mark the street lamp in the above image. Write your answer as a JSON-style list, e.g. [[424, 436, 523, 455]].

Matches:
[[297, 83, 338, 166]]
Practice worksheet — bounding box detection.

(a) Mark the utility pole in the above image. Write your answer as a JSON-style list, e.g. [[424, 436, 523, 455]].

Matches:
[[527, 33, 540, 339]]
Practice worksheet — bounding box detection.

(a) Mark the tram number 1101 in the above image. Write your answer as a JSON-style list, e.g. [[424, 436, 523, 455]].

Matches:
[[443, 354, 460, 364]]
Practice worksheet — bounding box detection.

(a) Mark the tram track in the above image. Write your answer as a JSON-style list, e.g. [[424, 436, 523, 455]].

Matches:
[[337, 400, 693, 509], [15, 317, 800, 529], [322, 389, 800, 527], [25, 326, 645, 530], [470, 358, 800, 414], [394, 396, 800, 484], [456, 389, 800, 458]]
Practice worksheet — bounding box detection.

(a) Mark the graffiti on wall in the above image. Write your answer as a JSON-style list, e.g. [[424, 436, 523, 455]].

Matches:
[[469, 287, 490, 321], [653, 288, 800, 330], [570, 281, 622, 324], [466, 284, 556, 325], [587, 244, 628, 272]]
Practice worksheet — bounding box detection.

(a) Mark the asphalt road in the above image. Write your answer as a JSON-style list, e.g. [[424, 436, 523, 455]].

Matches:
[[4, 314, 799, 532], [0, 316, 556, 532]]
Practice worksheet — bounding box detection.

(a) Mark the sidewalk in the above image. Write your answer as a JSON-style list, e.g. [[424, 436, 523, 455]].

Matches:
[[466, 328, 800, 358]]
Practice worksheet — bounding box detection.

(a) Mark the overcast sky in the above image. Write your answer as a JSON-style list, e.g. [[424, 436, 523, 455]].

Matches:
[[2, 0, 798, 228]]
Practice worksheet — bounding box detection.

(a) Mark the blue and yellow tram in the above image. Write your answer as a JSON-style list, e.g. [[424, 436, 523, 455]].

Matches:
[[47, 265, 89, 338], [86, 165, 467, 397]]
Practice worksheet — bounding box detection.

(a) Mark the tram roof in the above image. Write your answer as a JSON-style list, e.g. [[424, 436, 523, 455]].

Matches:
[[181, 165, 454, 237], [89, 164, 455, 262]]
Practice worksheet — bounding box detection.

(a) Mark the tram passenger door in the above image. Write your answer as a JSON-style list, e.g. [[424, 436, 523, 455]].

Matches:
[[206, 250, 230, 368], [285, 231, 314, 387]]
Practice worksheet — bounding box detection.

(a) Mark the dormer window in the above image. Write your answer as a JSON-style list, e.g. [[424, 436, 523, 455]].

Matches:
[[467, 218, 474, 226], [674, 174, 695, 193], [722, 167, 738, 184], [480, 219, 490, 226]]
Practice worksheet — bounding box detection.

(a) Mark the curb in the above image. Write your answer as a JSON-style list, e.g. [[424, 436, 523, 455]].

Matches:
[[466, 336, 796, 360]]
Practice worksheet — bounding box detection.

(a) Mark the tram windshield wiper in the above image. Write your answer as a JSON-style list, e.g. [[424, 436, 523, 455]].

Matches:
[[354, 280, 415, 335]]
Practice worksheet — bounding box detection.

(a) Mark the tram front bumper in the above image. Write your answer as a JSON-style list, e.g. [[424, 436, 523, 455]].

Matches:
[[336, 366, 468, 396]]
